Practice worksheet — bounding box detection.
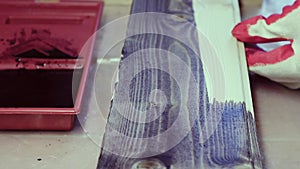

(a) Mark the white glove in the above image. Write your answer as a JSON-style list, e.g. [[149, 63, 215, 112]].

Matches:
[[233, 0, 300, 89]]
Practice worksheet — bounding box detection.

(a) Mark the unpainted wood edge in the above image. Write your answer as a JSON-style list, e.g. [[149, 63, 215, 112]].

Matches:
[[231, 1, 263, 168], [231, 0, 255, 114]]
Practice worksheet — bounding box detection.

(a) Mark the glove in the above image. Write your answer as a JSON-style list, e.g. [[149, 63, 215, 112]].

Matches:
[[232, 0, 300, 89]]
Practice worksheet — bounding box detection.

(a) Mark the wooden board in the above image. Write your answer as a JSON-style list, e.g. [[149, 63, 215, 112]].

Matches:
[[97, 0, 262, 168]]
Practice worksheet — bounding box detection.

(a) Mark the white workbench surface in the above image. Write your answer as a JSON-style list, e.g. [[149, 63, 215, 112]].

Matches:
[[1, 1, 299, 169]]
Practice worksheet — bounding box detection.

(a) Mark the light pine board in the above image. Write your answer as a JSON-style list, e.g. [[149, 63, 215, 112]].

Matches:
[[97, 0, 262, 168], [194, 0, 254, 109]]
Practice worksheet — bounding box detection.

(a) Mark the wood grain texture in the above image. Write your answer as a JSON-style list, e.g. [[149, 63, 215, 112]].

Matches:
[[97, 0, 262, 168]]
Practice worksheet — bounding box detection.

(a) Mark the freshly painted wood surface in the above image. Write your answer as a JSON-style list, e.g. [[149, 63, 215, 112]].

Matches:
[[97, 0, 262, 168]]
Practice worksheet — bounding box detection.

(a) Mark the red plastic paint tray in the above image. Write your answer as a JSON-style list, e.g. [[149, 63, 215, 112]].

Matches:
[[0, 0, 104, 130]]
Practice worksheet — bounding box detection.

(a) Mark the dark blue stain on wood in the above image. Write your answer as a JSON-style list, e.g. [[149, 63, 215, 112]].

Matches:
[[97, 0, 262, 168], [203, 102, 250, 168], [108, 68, 181, 138], [98, 102, 262, 168]]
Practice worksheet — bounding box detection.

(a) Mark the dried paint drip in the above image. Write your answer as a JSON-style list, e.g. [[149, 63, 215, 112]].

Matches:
[[1, 28, 78, 59], [0, 28, 84, 70]]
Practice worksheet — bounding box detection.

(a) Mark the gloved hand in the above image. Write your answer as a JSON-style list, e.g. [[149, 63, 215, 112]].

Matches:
[[232, 0, 300, 89]]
